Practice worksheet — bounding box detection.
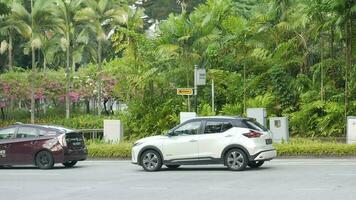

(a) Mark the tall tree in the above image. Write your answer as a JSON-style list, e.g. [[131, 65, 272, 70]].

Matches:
[[0, 2, 31, 71], [55, 0, 83, 119], [328, 0, 354, 118], [10, 0, 57, 123], [75, 0, 127, 115]]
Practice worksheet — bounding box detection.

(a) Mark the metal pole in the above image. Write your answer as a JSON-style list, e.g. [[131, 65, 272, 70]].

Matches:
[[243, 63, 246, 115], [212, 79, 215, 113], [194, 65, 198, 113], [187, 95, 190, 112]]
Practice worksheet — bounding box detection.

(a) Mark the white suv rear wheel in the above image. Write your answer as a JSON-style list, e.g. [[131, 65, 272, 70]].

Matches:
[[225, 149, 248, 171]]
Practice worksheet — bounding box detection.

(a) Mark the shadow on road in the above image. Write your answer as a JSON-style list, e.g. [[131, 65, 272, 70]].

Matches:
[[134, 166, 273, 172], [0, 165, 85, 170]]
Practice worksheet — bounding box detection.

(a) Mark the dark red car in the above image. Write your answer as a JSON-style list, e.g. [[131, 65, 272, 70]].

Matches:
[[0, 124, 87, 169]]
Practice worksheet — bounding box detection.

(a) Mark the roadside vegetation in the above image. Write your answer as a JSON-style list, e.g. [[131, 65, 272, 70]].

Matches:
[[0, 0, 355, 140], [86, 138, 356, 159]]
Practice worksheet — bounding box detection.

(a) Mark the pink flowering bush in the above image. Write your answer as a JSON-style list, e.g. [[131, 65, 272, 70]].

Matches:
[[0, 67, 116, 115]]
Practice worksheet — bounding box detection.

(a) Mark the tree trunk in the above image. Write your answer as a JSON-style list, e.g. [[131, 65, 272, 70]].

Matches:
[[8, 33, 13, 71], [1, 107, 4, 120], [320, 35, 324, 102], [30, 0, 35, 123], [330, 25, 335, 59], [97, 39, 102, 116], [86, 99, 90, 114], [43, 56, 46, 71], [43, 57, 47, 114], [344, 8, 352, 119], [31, 46, 35, 123], [65, 34, 71, 119]]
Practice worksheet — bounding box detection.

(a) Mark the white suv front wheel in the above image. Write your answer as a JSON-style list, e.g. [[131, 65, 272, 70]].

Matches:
[[140, 150, 163, 172], [225, 149, 248, 171]]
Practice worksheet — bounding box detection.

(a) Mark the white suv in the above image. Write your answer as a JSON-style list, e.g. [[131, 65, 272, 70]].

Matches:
[[132, 116, 276, 171]]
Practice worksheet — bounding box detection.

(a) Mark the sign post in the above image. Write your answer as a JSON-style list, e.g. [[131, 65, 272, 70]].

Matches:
[[194, 65, 206, 113], [212, 79, 214, 113], [177, 88, 193, 95]]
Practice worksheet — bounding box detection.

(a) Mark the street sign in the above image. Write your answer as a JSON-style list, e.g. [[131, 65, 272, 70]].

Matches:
[[177, 88, 193, 95], [195, 68, 206, 86]]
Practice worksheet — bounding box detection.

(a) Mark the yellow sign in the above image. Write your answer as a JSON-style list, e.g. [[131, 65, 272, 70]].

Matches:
[[177, 88, 193, 95]]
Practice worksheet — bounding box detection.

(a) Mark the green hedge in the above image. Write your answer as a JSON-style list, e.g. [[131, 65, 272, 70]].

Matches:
[[86, 139, 356, 159], [274, 138, 356, 156], [0, 115, 121, 129], [87, 141, 132, 158]]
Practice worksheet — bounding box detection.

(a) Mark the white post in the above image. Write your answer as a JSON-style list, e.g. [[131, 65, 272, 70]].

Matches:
[[211, 79, 215, 113]]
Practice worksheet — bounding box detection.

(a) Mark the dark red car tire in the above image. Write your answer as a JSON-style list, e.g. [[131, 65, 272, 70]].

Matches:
[[63, 161, 77, 168], [35, 151, 54, 169]]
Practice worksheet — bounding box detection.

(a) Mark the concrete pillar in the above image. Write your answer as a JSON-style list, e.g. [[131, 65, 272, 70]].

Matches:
[[347, 116, 356, 144], [103, 120, 123, 142], [246, 108, 267, 127], [269, 117, 289, 143]]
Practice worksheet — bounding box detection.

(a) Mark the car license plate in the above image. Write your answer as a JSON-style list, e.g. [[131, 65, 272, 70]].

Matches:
[[73, 142, 82, 146], [265, 139, 272, 145]]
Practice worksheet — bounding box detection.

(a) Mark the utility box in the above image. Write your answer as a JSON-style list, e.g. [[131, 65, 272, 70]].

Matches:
[[347, 116, 356, 144], [246, 108, 267, 127], [180, 112, 197, 124], [104, 120, 123, 142], [269, 117, 289, 143]]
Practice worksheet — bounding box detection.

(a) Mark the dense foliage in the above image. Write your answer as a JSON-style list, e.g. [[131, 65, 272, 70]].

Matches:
[[0, 0, 355, 139]]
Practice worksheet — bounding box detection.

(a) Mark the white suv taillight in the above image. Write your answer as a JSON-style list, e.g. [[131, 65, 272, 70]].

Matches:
[[58, 134, 67, 146], [243, 130, 262, 138]]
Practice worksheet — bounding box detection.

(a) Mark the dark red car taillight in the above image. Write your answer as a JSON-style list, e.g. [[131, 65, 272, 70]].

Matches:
[[243, 130, 262, 138]]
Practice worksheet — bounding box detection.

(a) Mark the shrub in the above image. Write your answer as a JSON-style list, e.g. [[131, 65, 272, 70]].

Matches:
[[84, 138, 356, 159], [87, 141, 132, 158]]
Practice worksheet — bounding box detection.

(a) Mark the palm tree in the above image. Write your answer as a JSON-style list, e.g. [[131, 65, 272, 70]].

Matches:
[[0, 2, 31, 71], [10, 0, 57, 123], [54, 0, 83, 119], [75, 0, 127, 115], [329, 0, 354, 119]]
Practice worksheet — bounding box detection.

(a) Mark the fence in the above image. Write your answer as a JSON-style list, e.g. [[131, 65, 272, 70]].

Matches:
[[79, 129, 103, 140]]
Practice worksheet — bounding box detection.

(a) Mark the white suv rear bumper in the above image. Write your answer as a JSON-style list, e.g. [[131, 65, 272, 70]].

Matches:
[[253, 149, 277, 161]]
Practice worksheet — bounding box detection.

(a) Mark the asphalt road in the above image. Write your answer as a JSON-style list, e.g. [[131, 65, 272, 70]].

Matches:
[[1, 159, 356, 200]]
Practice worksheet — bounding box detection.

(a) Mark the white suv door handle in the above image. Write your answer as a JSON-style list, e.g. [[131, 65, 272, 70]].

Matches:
[[225, 135, 233, 138], [189, 139, 197, 142]]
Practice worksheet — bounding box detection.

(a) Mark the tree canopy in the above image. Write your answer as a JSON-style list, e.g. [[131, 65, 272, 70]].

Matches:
[[0, 0, 355, 138]]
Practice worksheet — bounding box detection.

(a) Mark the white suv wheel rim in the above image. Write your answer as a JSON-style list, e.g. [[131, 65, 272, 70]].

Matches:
[[227, 151, 244, 169], [143, 152, 158, 170]]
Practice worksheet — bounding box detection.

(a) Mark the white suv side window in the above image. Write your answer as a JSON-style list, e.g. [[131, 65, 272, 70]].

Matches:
[[173, 121, 201, 136], [204, 121, 233, 134]]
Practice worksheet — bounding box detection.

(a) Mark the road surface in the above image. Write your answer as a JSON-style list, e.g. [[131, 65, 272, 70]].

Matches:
[[1, 159, 356, 200]]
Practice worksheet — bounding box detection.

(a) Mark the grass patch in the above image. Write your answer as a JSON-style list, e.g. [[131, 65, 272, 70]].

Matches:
[[87, 140, 132, 158], [275, 138, 356, 156], [86, 138, 356, 159]]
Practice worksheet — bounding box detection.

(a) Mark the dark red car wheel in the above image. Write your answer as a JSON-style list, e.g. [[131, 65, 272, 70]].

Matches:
[[35, 151, 54, 169]]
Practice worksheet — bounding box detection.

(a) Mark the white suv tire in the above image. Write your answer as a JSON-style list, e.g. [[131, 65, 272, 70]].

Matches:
[[140, 150, 163, 172], [225, 148, 248, 171], [248, 161, 264, 168]]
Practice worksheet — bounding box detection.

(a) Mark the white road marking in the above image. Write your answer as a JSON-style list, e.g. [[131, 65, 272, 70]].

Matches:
[[328, 173, 356, 176], [130, 186, 168, 190], [294, 188, 329, 191]]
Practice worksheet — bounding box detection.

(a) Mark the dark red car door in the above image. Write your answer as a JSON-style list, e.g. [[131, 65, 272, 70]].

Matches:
[[8, 126, 41, 165], [0, 127, 17, 165]]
